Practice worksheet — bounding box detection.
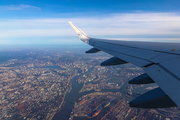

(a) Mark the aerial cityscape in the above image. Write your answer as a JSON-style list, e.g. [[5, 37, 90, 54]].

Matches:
[[1, 0, 180, 119], [0, 46, 180, 120]]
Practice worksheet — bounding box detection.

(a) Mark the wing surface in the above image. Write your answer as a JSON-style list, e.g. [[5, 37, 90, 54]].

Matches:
[[69, 21, 180, 108]]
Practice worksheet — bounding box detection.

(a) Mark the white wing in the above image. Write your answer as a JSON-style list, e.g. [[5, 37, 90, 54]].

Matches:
[[69, 22, 180, 108]]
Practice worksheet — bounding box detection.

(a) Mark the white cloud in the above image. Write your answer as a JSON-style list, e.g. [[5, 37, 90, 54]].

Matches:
[[1, 12, 180, 44], [0, 4, 41, 10]]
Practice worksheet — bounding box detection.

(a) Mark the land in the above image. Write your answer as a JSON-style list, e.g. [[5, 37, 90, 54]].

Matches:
[[0, 46, 180, 120]]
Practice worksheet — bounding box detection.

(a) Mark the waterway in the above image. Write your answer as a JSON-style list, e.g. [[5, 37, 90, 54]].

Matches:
[[52, 73, 122, 120], [52, 75, 88, 120], [52, 65, 126, 120]]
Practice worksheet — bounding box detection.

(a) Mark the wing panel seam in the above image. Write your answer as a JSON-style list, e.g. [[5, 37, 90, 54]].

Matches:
[[157, 64, 180, 81], [95, 45, 152, 64], [91, 38, 180, 56]]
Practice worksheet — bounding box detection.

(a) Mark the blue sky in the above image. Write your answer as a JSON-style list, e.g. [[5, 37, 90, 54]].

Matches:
[[1, 0, 180, 45]]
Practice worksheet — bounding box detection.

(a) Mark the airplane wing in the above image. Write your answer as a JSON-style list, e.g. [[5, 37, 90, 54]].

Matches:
[[68, 21, 180, 108]]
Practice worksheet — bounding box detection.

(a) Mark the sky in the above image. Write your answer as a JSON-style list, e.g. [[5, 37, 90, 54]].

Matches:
[[1, 0, 180, 45]]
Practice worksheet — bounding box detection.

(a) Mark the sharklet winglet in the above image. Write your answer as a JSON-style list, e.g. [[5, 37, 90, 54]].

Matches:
[[68, 21, 90, 43]]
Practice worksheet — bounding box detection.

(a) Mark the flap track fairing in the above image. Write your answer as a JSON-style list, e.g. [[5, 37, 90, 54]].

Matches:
[[129, 73, 155, 84], [86, 48, 101, 53], [101, 57, 128, 66], [129, 87, 177, 108]]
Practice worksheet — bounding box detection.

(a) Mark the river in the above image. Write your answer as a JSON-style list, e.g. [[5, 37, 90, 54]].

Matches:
[[52, 75, 121, 120], [52, 64, 123, 120]]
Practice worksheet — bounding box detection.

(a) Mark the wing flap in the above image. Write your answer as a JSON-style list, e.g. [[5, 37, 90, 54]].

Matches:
[[160, 58, 180, 79], [145, 64, 180, 107]]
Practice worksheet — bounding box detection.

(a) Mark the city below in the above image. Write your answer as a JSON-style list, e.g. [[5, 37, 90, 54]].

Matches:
[[0, 45, 180, 120]]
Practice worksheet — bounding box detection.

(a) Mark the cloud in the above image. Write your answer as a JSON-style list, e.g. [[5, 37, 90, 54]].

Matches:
[[1, 12, 180, 44], [0, 4, 41, 10]]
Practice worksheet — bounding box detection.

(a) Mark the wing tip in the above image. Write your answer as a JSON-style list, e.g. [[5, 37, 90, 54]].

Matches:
[[68, 21, 72, 24], [68, 21, 90, 44]]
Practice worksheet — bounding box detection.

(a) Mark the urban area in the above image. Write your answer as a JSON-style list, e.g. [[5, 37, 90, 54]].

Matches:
[[0, 46, 180, 120]]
